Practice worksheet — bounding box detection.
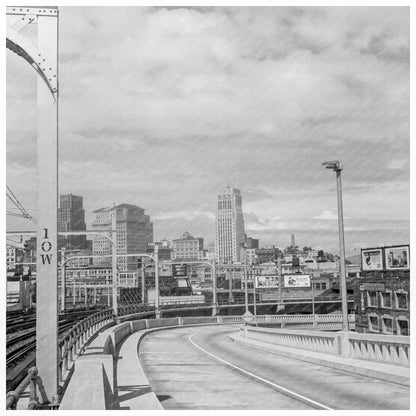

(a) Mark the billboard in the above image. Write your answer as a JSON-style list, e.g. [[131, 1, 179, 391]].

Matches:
[[284, 274, 311, 288], [172, 264, 188, 277], [361, 248, 383, 271], [384, 245, 409, 270], [255, 275, 279, 288]]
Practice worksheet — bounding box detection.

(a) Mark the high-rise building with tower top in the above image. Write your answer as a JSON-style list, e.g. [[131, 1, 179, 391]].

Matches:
[[215, 186, 245, 263]]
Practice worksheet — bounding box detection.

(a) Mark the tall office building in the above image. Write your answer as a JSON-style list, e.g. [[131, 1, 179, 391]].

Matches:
[[92, 203, 153, 271], [58, 194, 87, 251], [215, 187, 245, 263], [172, 232, 205, 261]]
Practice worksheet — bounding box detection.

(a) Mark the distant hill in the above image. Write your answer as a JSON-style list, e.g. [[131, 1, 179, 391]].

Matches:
[[346, 254, 361, 265]]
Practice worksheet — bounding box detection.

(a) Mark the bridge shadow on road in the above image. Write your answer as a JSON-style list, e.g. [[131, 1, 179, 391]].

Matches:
[[114, 385, 154, 409]]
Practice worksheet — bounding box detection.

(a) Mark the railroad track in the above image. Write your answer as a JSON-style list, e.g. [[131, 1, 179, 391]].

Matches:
[[6, 308, 105, 392]]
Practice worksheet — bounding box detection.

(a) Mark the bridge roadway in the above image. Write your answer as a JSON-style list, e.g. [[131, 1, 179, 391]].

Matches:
[[137, 325, 409, 410]]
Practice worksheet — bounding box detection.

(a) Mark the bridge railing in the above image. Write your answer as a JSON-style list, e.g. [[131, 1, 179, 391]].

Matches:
[[58, 308, 115, 388], [240, 325, 409, 367], [346, 331, 409, 366]]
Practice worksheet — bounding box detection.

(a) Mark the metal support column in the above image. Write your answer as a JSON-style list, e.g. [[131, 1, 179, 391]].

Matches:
[[111, 212, 118, 315], [212, 260, 217, 316], [141, 267, 145, 304], [311, 278, 315, 318], [60, 248, 66, 313], [244, 251, 248, 313], [35, 9, 59, 405], [154, 245, 160, 318], [277, 256, 283, 312], [228, 268, 233, 302]]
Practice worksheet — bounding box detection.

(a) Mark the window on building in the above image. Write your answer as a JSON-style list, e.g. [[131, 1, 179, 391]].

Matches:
[[395, 292, 408, 310], [380, 291, 392, 308], [368, 315, 379, 333], [397, 319, 409, 336], [321, 283, 327, 290], [367, 291, 378, 307], [381, 316, 393, 334]]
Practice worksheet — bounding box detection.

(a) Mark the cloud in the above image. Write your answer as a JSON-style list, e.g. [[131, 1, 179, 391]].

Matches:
[[6, 6, 409, 254], [313, 210, 338, 220]]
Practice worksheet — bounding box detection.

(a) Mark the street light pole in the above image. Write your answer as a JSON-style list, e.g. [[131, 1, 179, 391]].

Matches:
[[243, 248, 248, 314], [322, 160, 349, 331]]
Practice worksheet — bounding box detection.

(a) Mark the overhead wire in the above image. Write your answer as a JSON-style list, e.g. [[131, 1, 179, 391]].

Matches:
[[6, 185, 37, 223]]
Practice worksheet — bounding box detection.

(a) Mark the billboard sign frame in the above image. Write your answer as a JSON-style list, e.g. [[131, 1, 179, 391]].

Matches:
[[283, 274, 311, 288], [361, 248, 384, 271], [172, 263, 188, 277], [255, 275, 279, 288], [384, 245, 410, 271]]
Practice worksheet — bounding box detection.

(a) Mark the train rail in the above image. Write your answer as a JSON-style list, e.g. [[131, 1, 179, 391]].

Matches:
[[6, 308, 106, 392]]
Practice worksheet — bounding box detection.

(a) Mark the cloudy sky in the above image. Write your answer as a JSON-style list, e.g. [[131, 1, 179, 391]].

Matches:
[[6, 6, 410, 255]]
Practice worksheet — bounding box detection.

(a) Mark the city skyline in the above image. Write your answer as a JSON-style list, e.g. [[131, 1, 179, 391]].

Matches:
[[6, 6, 410, 255]]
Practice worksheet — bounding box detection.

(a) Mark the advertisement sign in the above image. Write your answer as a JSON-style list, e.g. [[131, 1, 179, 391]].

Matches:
[[284, 274, 311, 288], [384, 245, 409, 270], [255, 275, 279, 288], [361, 248, 383, 271], [172, 263, 188, 277]]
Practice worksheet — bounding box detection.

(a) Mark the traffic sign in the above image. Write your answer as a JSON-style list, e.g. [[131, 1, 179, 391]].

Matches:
[[242, 311, 254, 323]]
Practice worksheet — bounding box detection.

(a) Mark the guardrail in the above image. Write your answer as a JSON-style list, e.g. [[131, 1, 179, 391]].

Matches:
[[240, 325, 409, 367], [58, 309, 115, 389]]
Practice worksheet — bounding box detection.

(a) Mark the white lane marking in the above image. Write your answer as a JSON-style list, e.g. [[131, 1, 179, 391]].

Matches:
[[188, 333, 333, 411]]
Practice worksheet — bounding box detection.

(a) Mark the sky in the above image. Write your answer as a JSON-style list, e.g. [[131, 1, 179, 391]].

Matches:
[[6, 6, 410, 255]]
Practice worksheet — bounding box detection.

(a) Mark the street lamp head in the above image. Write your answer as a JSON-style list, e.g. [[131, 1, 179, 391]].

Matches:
[[322, 160, 342, 172]]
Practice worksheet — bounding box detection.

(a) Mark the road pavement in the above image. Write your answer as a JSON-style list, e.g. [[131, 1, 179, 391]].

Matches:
[[139, 325, 410, 410]]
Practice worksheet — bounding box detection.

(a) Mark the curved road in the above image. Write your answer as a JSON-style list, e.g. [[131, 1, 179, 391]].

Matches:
[[139, 325, 409, 410]]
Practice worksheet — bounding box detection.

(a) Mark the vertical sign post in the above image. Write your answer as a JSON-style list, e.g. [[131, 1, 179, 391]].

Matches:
[[36, 10, 59, 405]]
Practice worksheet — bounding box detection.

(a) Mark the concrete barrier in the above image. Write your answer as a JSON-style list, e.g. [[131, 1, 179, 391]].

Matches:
[[59, 355, 113, 410], [60, 322, 134, 409], [146, 317, 179, 328]]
